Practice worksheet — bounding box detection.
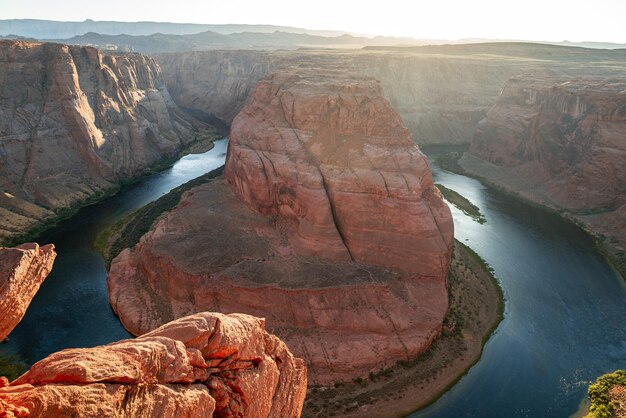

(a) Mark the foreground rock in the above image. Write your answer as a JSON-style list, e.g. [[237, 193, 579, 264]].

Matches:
[[0, 312, 307, 417], [109, 70, 453, 384], [466, 75, 626, 274], [0, 243, 56, 341], [0, 40, 209, 245]]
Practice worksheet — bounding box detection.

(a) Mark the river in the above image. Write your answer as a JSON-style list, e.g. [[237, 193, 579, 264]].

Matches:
[[409, 149, 625, 417], [0, 138, 229, 364], [1, 140, 624, 417]]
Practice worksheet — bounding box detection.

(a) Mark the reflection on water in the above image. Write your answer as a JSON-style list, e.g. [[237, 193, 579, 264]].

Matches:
[[410, 150, 625, 417], [0, 139, 228, 364]]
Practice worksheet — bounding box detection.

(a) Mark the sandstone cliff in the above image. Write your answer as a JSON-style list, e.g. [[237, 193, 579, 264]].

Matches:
[[0, 243, 56, 341], [466, 75, 626, 272], [0, 40, 207, 245], [0, 312, 307, 417], [156, 45, 626, 147], [108, 70, 453, 384], [156, 49, 522, 145]]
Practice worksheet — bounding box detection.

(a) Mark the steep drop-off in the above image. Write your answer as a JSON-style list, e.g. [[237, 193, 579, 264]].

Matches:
[[0, 312, 307, 417], [156, 45, 626, 147], [0, 243, 56, 341], [156, 49, 524, 145], [108, 69, 453, 384], [0, 40, 208, 245], [465, 75, 626, 273]]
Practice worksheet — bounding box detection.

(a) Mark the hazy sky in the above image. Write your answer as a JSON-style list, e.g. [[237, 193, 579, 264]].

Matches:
[[2, 0, 625, 43]]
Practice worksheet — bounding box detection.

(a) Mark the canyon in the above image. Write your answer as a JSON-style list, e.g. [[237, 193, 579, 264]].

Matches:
[[463, 75, 626, 274], [156, 43, 626, 147], [0, 34, 624, 418], [107, 68, 454, 385], [0, 311, 307, 417], [0, 40, 212, 246], [0, 243, 56, 341]]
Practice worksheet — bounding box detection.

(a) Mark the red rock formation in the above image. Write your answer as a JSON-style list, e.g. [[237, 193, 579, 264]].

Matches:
[[225, 71, 452, 274], [108, 70, 453, 384], [466, 75, 626, 271], [0, 40, 209, 245], [0, 243, 56, 341], [0, 312, 307, 417]]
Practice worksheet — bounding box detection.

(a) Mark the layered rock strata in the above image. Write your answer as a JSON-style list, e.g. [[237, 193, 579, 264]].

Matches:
[[156, 49, 523, 145], [0, 40, 207, 245], [0, 312, 307, 417], [0, 243, 56, 340], [108, 70, 453, 384], [466, 75, 626, 270], [157, 45, 626, 146]]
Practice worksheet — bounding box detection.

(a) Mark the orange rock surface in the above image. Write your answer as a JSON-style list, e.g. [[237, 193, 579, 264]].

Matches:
[[108, 70, 453, 384], [0, 312, 306, 417], [0, 40, 207, 245], [0, 243, 56, 341]]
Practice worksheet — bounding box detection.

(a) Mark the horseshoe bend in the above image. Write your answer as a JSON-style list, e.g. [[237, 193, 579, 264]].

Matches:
[[107, 69, 455, 385]]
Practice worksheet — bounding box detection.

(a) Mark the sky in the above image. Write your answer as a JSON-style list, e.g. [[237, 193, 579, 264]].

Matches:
[[2, 0, 626, 43]]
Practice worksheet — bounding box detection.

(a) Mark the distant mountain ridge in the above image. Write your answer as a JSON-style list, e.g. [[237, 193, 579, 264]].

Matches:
[[0, 19, 362, 39], [42, 30, 422, 53], [2, 19, 626, 50]]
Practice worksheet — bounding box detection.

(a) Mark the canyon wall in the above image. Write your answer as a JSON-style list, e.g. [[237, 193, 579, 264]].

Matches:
[[0, 40, 207, 245], [108, 69, 453, 385], [0, 312, 307, 417], [156, 49, 539, 146], [0, 243, 56, 341], [465, 75, 626, 271]]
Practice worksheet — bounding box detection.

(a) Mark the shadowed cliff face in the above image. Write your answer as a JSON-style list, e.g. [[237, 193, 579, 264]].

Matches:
[[0, 312, 307, 418], [470, 75, 626, 212], [108, 69, 453, 384], [156, 50, 522, 145], [0, 243, 56, 341], [0, 40, 207, 245], [466, 75, 626, 270]]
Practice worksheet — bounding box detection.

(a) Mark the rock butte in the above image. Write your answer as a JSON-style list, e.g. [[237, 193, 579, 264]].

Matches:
[[467, 75, 626, 266], [0, 243, 56, 341], [0, 40, 208, 245], [0, 312, 307, 418], [108, 69, 454, 384]]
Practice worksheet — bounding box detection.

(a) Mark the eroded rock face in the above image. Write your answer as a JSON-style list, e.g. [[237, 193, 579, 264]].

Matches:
[[468, 75, 626, 263], [109, 70, 453, 384], [0, 243, 56, 341], [225, 71, 453, 274], [155, 48, 558, 146], [0, 312, 307, 417], [0, 40, 206, 245]]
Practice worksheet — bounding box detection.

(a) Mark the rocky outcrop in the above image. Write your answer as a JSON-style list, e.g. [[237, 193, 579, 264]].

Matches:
[[466, 75, 626, 272], [0, 40, 208, 245], [108, 70, 453, 384], [0, 243, 56, 341], [225, 71, 453, 274], [0, 312, 307, 417]]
